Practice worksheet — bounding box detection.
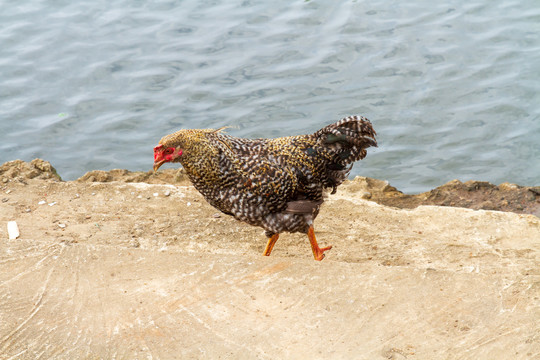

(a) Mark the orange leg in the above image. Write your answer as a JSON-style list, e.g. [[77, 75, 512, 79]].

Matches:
[[263, 233, 280, 256], [307, 225, 332, 261]]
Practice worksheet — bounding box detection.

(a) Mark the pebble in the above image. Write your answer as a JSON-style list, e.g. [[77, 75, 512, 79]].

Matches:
[[1, 198, 7, 203], [163, 190, 171, 197], [38, 200, 46, 205], [25, 209, 31, 213], [58, 223, 66, 229], [187, 202, 192, 207], [16, 177, 28, 185], [479, 201, 495, 210], [212, 213, 221, 218], [7, 221, 19, 239], [48, 202, 57, 206], [499, 182, 518, 191], [153, 192, 159, 197], [5, 189, 11, 194], [361, 191, 372, 199]]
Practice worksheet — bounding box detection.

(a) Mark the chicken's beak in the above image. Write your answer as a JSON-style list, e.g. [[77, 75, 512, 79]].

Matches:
[[153, 160, 166, 173], [153, 144, 166, 173]]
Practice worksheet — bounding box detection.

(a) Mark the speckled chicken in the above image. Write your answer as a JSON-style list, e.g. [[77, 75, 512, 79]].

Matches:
[[153, 115, 377, 260]]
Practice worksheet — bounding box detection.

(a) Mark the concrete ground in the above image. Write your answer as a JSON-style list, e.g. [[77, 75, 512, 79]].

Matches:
[[0, 161, 539, 359]]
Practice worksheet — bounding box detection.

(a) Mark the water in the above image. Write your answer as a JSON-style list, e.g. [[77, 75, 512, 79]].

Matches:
[[1, 0, 539, 193]]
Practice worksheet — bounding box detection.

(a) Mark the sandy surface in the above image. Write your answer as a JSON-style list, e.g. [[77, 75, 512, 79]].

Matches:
[[1, 160, 539, 359]]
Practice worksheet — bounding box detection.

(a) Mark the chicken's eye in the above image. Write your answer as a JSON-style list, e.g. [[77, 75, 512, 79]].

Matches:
[[164, 148, 174, 155]]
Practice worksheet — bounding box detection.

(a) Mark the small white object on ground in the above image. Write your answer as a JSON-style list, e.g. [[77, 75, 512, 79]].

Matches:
[[7, 221, 19, 239]]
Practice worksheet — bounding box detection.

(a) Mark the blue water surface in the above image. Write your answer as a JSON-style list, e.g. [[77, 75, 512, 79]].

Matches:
[[1, 0, 539, 193]]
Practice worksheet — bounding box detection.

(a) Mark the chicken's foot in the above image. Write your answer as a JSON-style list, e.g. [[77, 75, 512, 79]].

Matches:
[[307, 226, 332, 261], [263, 233, 279, 256]]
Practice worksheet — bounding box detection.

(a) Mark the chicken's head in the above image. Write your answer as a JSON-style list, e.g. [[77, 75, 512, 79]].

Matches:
[[153, 144, 183, 172]]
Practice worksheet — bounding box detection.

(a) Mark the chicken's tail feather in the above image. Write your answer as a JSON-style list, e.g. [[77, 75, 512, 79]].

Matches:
[[311, 116, 377, 193], [314, 115, 377, 165]]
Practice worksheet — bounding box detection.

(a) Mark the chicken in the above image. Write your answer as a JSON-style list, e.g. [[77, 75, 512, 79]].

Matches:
[[153, 115, 377, 260]]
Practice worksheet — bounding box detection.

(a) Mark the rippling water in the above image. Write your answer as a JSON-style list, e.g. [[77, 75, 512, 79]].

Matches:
[[1, 0, 539, 193]]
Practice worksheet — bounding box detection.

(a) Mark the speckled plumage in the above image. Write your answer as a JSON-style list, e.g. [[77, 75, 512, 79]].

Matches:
[[155, 115, 377, 258]]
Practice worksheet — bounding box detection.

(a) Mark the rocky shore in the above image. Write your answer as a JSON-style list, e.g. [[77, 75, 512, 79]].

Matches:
[[1, 159, 539, 359]]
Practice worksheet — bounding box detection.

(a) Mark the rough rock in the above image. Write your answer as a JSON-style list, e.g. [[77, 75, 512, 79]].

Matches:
[[0, 159, 61, 181], [340, 176, 540, 217], [77, 168, 189, 184]]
